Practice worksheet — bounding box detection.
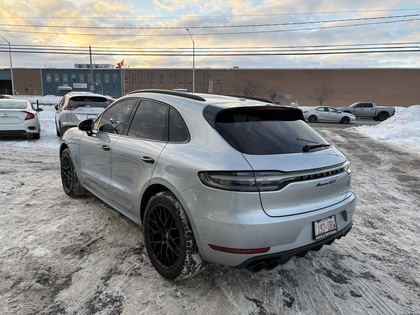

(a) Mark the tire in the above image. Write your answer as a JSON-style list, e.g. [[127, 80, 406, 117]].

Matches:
[[33, 132, 41, 139], [377, 112, 389, 121], [144, 192, 204, 280], [60, 148, 85, 197], [308, 115, 317, 123], [340, 116, 350, 124]]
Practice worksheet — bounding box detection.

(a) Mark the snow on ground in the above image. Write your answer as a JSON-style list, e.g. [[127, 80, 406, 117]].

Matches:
[[353, 105, 420, 154]]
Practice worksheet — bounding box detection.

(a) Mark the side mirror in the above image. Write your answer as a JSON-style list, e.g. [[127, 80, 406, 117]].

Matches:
[[78, 119, 94, 135], [54, 104, 59, 111]]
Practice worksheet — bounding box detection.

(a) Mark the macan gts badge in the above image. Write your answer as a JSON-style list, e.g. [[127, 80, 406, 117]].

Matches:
[[59, 90, 356, 280]]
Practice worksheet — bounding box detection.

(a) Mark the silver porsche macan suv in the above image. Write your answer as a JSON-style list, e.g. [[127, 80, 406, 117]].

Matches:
[[59, 90, 356, 280]]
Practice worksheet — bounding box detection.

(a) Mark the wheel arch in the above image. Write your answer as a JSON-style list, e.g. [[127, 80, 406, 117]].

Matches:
[[140, 184, 170, 224], [140, 184, 204, 253]]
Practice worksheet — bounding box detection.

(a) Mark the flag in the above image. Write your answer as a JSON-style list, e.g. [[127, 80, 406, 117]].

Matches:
[[116, 59, 124, 68]]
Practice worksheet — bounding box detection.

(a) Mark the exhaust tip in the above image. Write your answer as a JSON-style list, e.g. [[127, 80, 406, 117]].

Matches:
[[265, 259, 280, 270]]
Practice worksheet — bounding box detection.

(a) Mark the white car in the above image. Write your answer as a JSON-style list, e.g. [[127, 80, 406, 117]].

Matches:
[[304, 106, 356, 124], [0, 98, 42, 139]]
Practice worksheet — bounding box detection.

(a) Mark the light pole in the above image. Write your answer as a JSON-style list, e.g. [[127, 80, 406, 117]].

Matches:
[[186, 28, 195, 93], [0, 34, 15, 95]]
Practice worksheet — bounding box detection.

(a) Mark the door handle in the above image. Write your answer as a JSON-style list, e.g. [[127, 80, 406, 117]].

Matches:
[[141, 156, 155, 164], [101, 145, 111, 151]]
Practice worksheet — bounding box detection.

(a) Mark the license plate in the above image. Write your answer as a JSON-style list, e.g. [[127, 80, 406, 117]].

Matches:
[[313, 215, 337, 240], [87, 114, 97, 119]]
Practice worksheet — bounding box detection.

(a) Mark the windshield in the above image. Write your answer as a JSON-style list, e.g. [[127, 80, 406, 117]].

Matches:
[[215, 107, 330, 155]]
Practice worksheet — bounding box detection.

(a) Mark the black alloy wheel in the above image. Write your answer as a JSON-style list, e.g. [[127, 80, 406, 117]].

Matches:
[[60, 149, 84, 197], [144, 192, 204, 280]]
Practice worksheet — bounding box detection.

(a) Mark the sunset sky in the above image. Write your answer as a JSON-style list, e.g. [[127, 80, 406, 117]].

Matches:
[[1, 0, 419, 69]]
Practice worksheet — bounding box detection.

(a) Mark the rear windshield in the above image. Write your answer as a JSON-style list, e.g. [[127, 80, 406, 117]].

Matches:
[[214, 107, 330, 155], [69, 96, 109, 108], [0, 101, 27, 109]]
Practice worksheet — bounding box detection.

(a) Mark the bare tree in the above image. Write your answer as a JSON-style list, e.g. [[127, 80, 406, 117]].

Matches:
[[311, 85, 334, 105], [234, 80, 265, 97]]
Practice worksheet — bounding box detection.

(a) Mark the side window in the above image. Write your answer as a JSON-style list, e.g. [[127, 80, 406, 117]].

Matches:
[[128, 100, 169, 141], [169, 108, 189, 142], [96, 98, 137, 134]]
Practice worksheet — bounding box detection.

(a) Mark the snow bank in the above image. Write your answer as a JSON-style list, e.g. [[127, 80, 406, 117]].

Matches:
[[355, 105, 420, 154]]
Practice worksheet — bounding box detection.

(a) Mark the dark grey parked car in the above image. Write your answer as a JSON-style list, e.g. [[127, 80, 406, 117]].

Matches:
[[59, 90, 356, 280]]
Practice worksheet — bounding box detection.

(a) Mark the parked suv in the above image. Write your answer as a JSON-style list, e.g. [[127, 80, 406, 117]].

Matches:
[[55, 92, 111, 137], [59, 90, 356, 280]]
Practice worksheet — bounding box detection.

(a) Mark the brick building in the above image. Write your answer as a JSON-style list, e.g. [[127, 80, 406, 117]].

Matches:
[[2, 67, 419, 106]]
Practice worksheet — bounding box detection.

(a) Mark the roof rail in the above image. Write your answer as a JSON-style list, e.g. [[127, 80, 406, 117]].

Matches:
[[227, 95, 274, 104], [127, 89, 206, 101]]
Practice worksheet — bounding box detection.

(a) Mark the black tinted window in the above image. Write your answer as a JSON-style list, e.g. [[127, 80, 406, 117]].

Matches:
[[128, 100, 169, 141], [215, 107, 329, 155], [97, 98, 137, 134], [169, 108, 189, 142], [69, 96, 109, 108]]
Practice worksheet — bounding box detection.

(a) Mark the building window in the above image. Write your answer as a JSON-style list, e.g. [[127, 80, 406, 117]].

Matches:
[[87, 74, 92, 84], [96, 73, 101, 83], [168, 73, 174, 83], [216, 75, 222, 84], [79, 73, 85, 83], [178, 72, 183, 84], [63, 73, 68, 83], [104, 74, 110, 83], [141, 72, 147, 83], [132, 72, 138, 84], [160, 73, 164, 83], [113, 74, 118, 83], [188, 73, 192, 84], [46, 73, 52, 82], [54, 73, 60, 83], [71, 74, 76, 82], [197, 72, 202, 83], [151, 73, 155, 83]]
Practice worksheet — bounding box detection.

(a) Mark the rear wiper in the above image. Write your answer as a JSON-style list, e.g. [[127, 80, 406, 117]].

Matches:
[[302, 144, 331, 152]]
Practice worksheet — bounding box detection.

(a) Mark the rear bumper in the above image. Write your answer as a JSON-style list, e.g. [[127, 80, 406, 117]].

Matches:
[[236, 222, 352, 272]]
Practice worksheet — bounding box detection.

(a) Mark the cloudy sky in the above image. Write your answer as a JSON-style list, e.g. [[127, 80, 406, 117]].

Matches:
[[1, 0, 419, 69]]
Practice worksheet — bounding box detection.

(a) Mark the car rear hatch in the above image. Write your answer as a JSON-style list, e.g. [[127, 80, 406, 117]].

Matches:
[[66, 96, 109, 122], [212, 105, 353, 217]]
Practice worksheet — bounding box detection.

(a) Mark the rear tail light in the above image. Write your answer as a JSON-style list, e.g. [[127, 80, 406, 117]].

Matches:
[[63, 104, 77, 110], [198, 163, 350, 192], [198, 171, 298, 192], [22, 111, 35, 120]]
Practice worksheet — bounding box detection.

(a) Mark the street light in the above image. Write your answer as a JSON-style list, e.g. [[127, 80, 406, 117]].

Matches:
[[186, 28, 195, 93], [0, 34, 15, 95]]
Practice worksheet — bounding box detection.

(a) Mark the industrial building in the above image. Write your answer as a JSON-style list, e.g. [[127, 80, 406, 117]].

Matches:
[[1, 67, 419, 106]]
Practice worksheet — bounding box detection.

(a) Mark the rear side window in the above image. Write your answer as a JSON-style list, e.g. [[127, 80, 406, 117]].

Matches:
[[68, 96, 109, 108], [214, 107, 329, 155]]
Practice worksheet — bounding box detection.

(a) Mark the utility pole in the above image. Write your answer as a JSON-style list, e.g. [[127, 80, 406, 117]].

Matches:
[[186, 29, 195, 93], [0, 34, 15, 95], [89, 46, 94, 92]]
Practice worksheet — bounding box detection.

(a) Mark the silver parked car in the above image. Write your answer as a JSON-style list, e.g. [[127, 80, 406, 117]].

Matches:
[[303, 106, 356, 124], [55, 92, 111, 137], [59, 90, 356, 280], [0, 98, 42, 139]]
